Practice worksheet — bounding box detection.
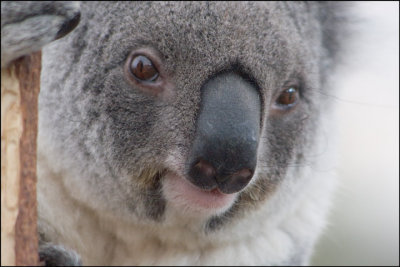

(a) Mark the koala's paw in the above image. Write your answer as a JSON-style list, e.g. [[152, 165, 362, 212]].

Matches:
[[39, 243, 82, 266]]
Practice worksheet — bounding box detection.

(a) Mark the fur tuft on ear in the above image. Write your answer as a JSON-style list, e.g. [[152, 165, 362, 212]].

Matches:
[[1, 1, 80, 67]]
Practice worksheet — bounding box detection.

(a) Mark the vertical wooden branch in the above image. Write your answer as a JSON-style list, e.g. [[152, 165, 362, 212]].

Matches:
[[1, 52, 41, 266], [1, 57, 23, 266]]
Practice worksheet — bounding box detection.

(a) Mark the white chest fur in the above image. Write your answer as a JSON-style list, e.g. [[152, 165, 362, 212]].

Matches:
[[37, 151, 335, 266]]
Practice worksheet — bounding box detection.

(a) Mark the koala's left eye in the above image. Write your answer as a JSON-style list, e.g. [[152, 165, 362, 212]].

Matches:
[[124, 49, 171, 97], [130, 55, 159, 82]]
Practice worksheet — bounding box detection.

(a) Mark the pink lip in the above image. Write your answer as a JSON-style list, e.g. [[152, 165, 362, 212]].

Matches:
[[163, 171, 236, 211]]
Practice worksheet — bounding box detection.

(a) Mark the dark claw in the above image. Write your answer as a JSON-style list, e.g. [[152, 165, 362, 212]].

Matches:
[[39, 243, 82, 266]]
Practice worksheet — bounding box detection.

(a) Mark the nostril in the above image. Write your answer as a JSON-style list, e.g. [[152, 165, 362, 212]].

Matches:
[[232, 169, 253, 180], [193, 159, 216, 180], [218, 168, 253, 194], [187, 157, 255, 193], [187, 158, 218, 190], [232, 168, 253, 181]]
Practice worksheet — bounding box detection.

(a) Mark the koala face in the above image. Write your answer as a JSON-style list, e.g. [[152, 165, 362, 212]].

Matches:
[[39, 2, 345, 233]]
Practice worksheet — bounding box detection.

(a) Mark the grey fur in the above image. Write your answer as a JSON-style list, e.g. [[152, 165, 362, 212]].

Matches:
[[1, 1, 80, 67], [4, 1, 353, 265]]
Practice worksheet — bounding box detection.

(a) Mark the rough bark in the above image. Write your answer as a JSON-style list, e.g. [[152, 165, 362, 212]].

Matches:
[[1, 52, 41, 266]]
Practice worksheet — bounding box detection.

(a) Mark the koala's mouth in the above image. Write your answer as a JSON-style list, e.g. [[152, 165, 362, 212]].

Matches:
[[162, 171, 237, 213]]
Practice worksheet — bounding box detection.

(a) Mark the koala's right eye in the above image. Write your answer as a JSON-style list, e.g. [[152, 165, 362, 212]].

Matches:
[[130, 55, 159, 82]]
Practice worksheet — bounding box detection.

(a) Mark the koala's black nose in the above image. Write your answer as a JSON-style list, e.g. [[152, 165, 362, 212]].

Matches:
[[187, 72, 261, 194]]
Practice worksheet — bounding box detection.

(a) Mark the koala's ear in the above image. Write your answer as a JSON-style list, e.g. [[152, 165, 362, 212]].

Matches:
[[1, 1, 81, 67]]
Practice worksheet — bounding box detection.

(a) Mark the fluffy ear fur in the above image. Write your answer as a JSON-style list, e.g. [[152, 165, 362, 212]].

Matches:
[[1, 1, 80, 67], [2, 2, 355, 265]]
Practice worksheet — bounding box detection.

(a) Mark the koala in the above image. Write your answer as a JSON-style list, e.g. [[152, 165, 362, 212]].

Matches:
[[3, 1, 352, 265], [1, 1, 80, 68]]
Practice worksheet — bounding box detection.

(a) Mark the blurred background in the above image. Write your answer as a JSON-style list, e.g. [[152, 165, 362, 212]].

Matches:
[[311, 2, 399, 266]]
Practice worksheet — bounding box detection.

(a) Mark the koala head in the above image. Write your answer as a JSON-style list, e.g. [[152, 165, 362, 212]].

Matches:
[[39, 2, 349, 232]]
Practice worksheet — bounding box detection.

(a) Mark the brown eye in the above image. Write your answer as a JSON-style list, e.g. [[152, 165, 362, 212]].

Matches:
[[130, 55, 159, 82], [276, 87, 298, 106]]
